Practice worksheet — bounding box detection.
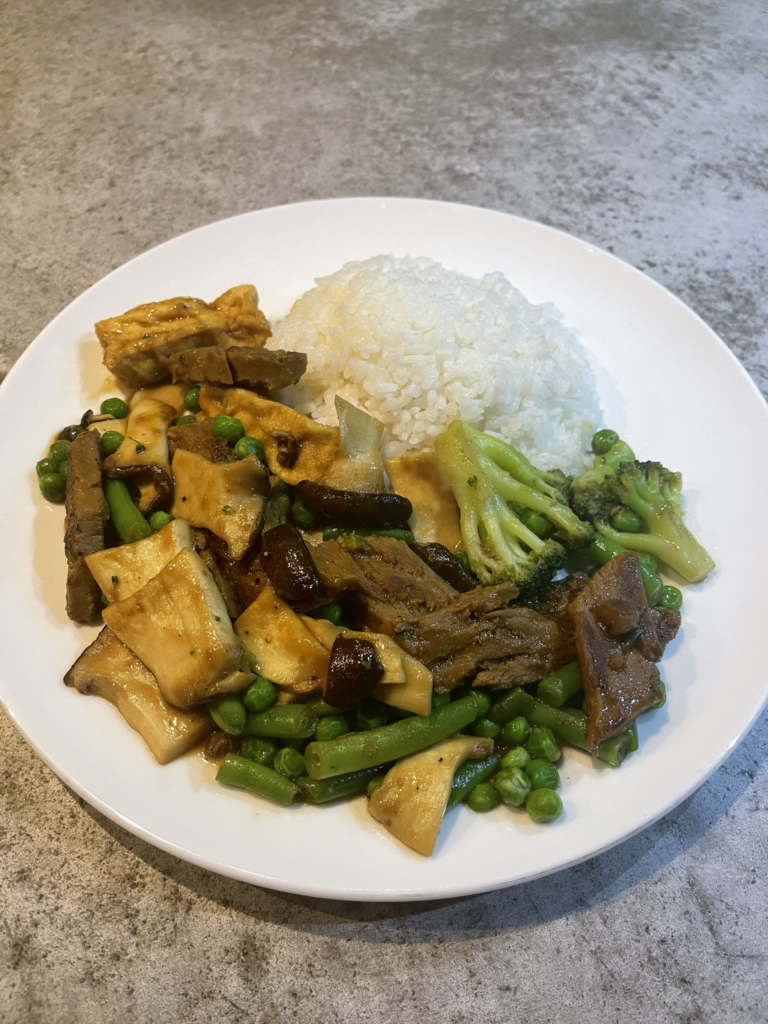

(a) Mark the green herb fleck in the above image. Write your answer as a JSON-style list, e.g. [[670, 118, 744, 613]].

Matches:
[[467, 476, 477, 488], [111, 575, 119, 585]]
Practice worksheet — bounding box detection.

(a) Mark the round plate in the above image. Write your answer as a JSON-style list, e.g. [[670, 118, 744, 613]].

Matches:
[[1, 198, 766, 901]]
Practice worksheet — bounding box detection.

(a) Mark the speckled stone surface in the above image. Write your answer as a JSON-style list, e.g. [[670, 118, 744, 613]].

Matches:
[[1, 1, 766, 1021]]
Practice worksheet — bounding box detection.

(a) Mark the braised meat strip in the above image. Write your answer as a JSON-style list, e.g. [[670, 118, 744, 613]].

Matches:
[[570, 552, 680, 751], [64, 429, 108, 623], [167, 422, 235, 463], [167, 346, 307, 391]]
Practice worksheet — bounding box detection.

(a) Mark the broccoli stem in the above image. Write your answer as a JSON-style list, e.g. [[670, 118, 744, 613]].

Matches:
[[596, 519, 714, 585]]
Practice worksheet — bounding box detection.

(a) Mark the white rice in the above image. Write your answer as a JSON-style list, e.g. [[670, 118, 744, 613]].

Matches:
[[273, 255, 601, 473]]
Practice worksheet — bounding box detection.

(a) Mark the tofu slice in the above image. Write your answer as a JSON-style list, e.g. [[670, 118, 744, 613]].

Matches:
[[64, 627, 212, 764], [170, 449, 269, 560], [85, 519, 194, 603], [384, 452, 462, 551], [235, 586, 329, 693], [369, 734, 493, 855], [103, 547, 251, 708]]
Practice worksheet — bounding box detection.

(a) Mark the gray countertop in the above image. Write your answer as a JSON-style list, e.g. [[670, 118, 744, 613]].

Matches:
[[2, 2, 766, 1021]]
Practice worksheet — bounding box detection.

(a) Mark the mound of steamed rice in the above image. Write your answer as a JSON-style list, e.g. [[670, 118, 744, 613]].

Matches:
[[273, 255, 601, 473]]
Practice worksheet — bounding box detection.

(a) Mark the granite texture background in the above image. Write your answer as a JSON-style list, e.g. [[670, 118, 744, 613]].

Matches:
[[1, 1, 766, 1021]]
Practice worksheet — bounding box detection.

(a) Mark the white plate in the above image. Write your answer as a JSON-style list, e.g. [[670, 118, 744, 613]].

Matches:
[[1, 198, 766, 902]]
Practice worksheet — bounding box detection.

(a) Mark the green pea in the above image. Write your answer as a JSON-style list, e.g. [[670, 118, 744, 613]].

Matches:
[[592, 429, 619, 455], [501, 716, 530, 746], [100, 397, 129, 419], [36, 457, 58, 477], [211, 414, 244, 445], [243, 675, 276, 713], [526, 726, 561, 763], [367, 776, 385, 797], [316, 715, 349, 743], [183, 386, 201, 412], [39, 473, 66, 503], [431, 692, 452, 711], [233, 435, 265, 461], [472, 690, 492, 716], [357, 699, 388, 731], [175, 414, 197, 426], [520, 508, 554, 540], [525, 758, 560, 790], [466, 782, 501, 813], [315, 602, 343, 626], [292, 499, 319, 528], [611, 507, 642, 532], [207, 694, 247, 735], [526, 787, 563, 823], [241, 737, 279, 766], [500, 746, 531, 771], [657, 586, 683, 611], [473, 716, 501, 739], [273, 746, 305, 778], [493, 767, 532, 807], [49, 440, 71, 465], [149, 511, 174, 532], [99, 430, 125, 456]]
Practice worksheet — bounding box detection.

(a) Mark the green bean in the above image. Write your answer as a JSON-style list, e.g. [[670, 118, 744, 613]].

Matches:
[[234, 435, 265, 461], [183, 386, 201, 412], [292, 499, 319, 528], [244, 704, 318, 740], [625, 719, 639, 752], [207, 694, 247, 735], [658, 586, 683, 611], [296, 765, 386, 804], [596, 731, 633, 767], [648, 680, 666, 711], [526, 726, 561, 763], [104, 479, 153, 543], [525, 758, 560, 790], [592, 428, 619, 454], [242, 675, 276, 713], [537, 661, 582, 707], [304, 694, 481, 780], [526, 787, 563, 822], [39, 473, 66, 503], [322, 526, 415, 543], [500, 746, 530, 771], [314, 602, 343, 626], [241, 737, 279, 766], [273, 747, 305, 778], [211, 414, 244, 445], [587, 534, 663, 606], [611, 507, 642, 533], [100, 397, 129, 419], [520, 508, 554, 540], [315, 715, 349, 743], [305, 695, 350, 717], [49, 440, 71, 464], [501, 715, 530, 746], [466, 782, 500, 812], [175, 414, 197, 426], [472, 716, 501, 739], [149, 510, 174, 532], [447, 753, 500, 807], [356, 699, 388, 731], [99, 430, 125, 455], [216, 754, 298, 805], [494, 767, 532, 807]]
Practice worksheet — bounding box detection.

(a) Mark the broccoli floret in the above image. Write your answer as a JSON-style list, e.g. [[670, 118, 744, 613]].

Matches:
[[434, 423, 590, 594], [570, 439, 636, 522], [595, 460, 715, 584]]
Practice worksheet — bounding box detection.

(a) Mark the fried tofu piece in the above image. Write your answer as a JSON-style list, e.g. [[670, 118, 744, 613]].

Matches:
[[96, 284, 271, 388], [384, 452, 462, 551]]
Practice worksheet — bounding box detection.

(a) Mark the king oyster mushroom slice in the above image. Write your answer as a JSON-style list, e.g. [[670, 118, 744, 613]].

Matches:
[[85, 519, 194, 603], [170, 449, 269, 561], [368, 734, 494, 856], [103, 397, 176, 514], [319, 396, 386, 493], [199, 385, 339, 485], [235, 586, 329, 694], [129, 382, 189, 417], [102, 547, 253, 709], [64, 627, 213, 764]]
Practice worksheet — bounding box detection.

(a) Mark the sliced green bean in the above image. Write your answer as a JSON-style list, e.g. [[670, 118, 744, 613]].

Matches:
[[305, 695, 350, 718], [207, 694, 246, 735], [447, 753, 500, 807], [104, 479, 153, 543], [296, 765, 385, 804], [304, 695, 481, 780], [241, 737, 279, 766], [537, 661, 582, 707], [216, 754, 298, 805], [244, 705, 318, 740]]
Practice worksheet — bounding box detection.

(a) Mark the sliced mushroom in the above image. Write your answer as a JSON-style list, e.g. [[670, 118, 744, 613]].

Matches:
[[271, 430, 299, 469], [319, 396, 386, 493], [170, 449, 269, 560], [294, 481, 412, 529], [368, 734, 494, 855], [102, 547, 252, 708], [96, 284, 271, 388], [411, 543, 478, 592], [234, 585, 328, 694], [65, 627, 212, 764], [85, 519, 194, 603], [199, 385, 339, 485], [324, 637, 384, 707], [384, 452, 462, 550], [371, 652, 433, 717], [302, 617, 407, 684], [103, 398, 176, 513], [64, 429, 108, 624], [260, 524, 324, 604], [129, 382, 189, 416]]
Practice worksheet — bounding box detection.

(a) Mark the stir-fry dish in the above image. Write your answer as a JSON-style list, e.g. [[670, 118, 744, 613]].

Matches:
[[37, 268, 715, 856]]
